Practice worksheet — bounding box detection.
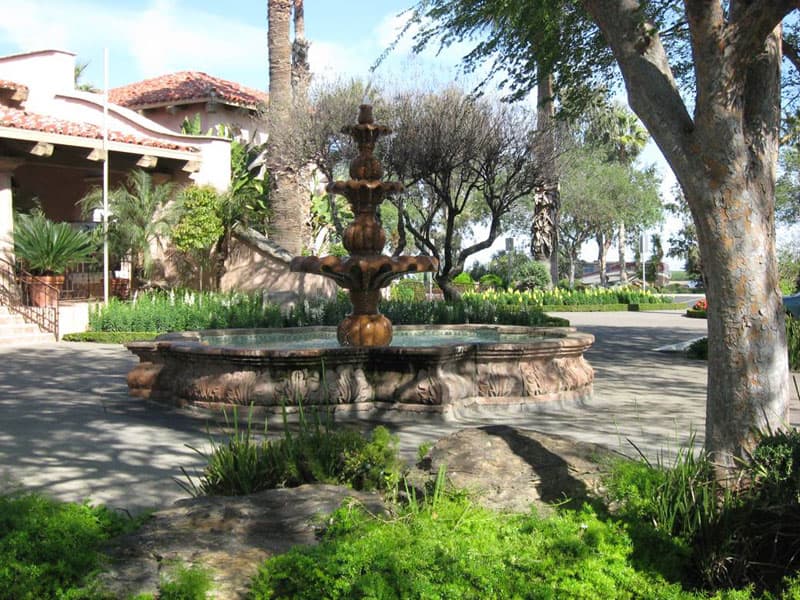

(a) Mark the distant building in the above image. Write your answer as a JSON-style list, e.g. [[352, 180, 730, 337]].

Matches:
[[581, 261, 671, 287]]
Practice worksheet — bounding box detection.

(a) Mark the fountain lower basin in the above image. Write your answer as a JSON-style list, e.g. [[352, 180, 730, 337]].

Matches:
[[126, 324, 594, 418]]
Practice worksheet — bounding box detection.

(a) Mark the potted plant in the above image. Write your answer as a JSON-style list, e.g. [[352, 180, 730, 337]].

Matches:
[[13, 210, 97, 306]]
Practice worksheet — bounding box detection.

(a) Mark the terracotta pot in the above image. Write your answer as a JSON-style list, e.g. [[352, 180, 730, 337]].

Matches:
[[27, 275, 63, 307]]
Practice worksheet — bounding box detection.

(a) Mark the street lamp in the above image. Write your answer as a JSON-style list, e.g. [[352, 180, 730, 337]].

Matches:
[[641, 230, 647, 291]]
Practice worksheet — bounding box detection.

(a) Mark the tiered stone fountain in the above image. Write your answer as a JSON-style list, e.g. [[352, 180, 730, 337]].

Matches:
[[125, 106, 595, 418], [290, 104, 437, 346]]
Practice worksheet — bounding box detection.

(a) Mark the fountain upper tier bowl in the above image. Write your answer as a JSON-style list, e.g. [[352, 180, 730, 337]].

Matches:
[[126, 324, 594, 418]]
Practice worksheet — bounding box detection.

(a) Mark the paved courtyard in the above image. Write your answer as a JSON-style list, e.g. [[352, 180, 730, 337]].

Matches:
[[0, 309, 795, 513]]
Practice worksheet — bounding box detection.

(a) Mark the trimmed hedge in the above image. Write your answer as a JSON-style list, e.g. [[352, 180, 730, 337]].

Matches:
[[542, 303, 628, 312], [629, 302, 687, 311], [62, 331, 159, 343], [542, 303, 685, 313], [685, 309, 708, 319]]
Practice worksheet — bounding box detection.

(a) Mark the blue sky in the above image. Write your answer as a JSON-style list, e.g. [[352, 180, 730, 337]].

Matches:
[[0, 0, 431, 90]]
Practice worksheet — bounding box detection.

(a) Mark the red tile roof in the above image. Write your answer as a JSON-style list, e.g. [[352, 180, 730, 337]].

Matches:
[[0, 105, 198, 152], [0, 80, 29, 96], [109, 71, 269, 110]]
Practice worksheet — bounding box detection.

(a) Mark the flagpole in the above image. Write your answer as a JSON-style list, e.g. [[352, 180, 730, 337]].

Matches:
[[102, 48, 109, 305]]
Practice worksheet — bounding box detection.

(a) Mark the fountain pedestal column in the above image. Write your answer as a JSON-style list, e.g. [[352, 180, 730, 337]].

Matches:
[[290, 104, 438, 347], [337, 290, 392, 346]]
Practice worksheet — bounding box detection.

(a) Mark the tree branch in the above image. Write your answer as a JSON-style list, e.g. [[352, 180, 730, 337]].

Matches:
[[783, 34, 800, 71], [684, 1, 726, 103], [582, 0, 695, 180], [729, 0, 799, 68]]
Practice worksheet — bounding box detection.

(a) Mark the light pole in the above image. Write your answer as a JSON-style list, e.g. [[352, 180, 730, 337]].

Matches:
[[641, 230, 647, 291]]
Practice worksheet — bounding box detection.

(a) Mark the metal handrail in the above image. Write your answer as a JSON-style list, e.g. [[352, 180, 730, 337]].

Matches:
[[0, 256, 59, 339]]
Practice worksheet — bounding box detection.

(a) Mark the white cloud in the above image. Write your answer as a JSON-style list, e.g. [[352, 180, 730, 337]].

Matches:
[[0, 0, 267, 88], [127, 0, 265, 82]]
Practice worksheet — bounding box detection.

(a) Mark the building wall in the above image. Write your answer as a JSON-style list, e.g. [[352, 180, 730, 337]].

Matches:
[[139, 103, 268, 145], [221, 237, 336, 299], [0, 50, 74, 103]]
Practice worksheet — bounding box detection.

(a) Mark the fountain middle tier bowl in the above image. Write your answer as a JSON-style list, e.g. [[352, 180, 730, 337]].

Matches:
[[289, 255, 438, 289], [126, 324, 594, 419]]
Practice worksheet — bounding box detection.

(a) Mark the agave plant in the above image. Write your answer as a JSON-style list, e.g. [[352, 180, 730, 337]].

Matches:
[[13, 210, 97, 275]]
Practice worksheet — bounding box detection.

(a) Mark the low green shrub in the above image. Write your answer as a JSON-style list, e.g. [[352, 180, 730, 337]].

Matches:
[[787, 315, 800, 370], [182, 410, 403, 497], [541, 303, 629, 312], [158, 562, 214, 600], [0, 492, 135, 599], [452, 272, 474, 285], [605, 431, 800, 596], [748, 428, 800, 505], [687, 338, 708, 360], [250, 490, 716, 599], [513, 260, 551, 290], [685, 309, 707, 319], [630, 302, 687, 311], [479, 273, 504, 288]]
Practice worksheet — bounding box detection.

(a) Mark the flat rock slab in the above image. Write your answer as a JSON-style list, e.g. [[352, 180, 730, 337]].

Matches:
[[415, 425, 624, 513], [99, 484, 385, 599]]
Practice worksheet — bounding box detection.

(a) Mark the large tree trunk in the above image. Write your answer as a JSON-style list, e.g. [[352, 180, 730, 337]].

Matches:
[[568, 250, 578, 289], [584, 0, 791, 475], [267, 0, 305, 255], [686, 17, 789, 475], [531, 72, 558, 287], [436, 275, 461, 301]]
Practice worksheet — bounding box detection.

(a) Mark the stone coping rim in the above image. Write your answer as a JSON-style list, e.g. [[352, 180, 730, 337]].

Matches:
[[127, 324, 593, 358]]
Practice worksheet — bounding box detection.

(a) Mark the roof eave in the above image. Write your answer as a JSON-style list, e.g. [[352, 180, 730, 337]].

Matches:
[[0, 126, 199, 160]]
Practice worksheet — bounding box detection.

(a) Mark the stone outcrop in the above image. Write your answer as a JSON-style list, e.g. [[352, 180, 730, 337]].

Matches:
[[99, 484, 385, 599], [412, 426, 623, 514]]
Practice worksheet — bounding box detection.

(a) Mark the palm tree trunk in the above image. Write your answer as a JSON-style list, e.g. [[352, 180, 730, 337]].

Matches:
[[267, 0, 305, 255]]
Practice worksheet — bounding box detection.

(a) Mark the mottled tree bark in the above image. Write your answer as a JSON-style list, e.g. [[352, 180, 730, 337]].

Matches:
[[584, 0, 793, 475]]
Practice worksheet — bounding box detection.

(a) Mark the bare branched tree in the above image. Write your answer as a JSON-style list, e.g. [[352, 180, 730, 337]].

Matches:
[[384, 88, 543, 299]]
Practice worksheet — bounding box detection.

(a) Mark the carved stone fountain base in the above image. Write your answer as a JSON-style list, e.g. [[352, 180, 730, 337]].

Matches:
[[126, 324, 594, 419]]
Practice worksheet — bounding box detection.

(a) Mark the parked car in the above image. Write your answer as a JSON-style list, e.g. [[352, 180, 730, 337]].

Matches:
[[784, 293, 800, 318]]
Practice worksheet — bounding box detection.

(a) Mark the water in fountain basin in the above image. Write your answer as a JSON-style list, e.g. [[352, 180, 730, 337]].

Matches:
[[200, 327, 548, 350]]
